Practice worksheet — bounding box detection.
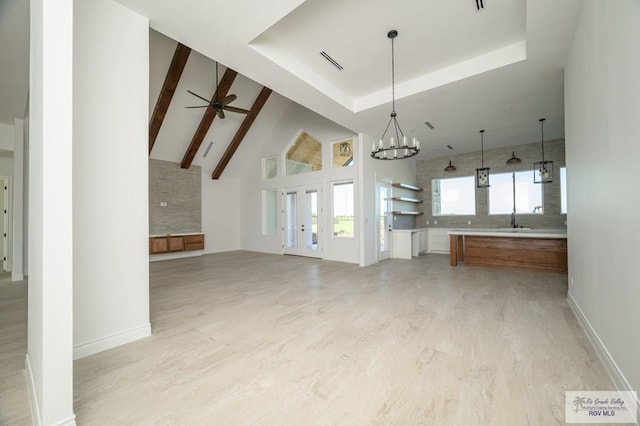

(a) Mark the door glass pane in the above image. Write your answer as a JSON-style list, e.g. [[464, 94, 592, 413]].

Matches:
[[286, 192, 297, 248], [379, 186, 388, 251], [305, 190, 318, 250]]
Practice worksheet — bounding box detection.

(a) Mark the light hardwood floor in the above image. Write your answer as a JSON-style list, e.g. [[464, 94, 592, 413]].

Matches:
[[2, 252, 614, 425]]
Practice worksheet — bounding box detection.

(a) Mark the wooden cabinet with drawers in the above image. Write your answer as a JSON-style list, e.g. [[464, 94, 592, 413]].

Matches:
[[149, 234, 204, 254]]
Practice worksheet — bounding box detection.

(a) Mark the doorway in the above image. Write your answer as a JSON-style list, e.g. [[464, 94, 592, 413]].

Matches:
[[283, 185, 322, 258], [376, 179, 392, 261]]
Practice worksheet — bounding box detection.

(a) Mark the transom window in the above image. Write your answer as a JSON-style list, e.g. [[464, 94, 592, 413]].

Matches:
[[286, 131, 322, 175]]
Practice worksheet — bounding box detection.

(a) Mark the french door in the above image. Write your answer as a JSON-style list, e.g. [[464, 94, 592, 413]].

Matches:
[[376, 180, 392, 261], [283, 185, 322, 258]]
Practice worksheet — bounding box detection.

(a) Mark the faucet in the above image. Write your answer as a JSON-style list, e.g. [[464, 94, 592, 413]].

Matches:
[[510, 211, 518, 228]]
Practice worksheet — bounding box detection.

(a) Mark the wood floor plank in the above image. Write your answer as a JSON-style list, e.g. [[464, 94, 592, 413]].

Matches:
[[0, 253, 615, 425]]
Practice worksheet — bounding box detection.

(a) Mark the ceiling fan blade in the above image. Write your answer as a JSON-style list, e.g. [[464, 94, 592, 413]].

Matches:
[[184, 105, 210, 108], [216, 109, 225, 119], [219, 94, 237, 106], [223, 105, 250, 114], [187, 90, 212, 104]]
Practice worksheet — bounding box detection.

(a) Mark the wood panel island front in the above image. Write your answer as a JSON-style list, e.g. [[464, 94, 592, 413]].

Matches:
[[448, 229, 567, 273]]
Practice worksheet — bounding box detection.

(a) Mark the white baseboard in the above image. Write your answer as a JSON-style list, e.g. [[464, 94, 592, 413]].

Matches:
[[149, 250, 202, 262], [25, 355, 77, 426], [73, 323, 151, 360], [25, 354, 41, 426], [51, 415, 77, 426], [567, 292, 639, 417]]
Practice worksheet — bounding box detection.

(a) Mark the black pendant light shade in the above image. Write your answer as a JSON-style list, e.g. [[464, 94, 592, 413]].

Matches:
[[476, 130, 490, 188], [506, 151, 521, 164], [444, 160, 456, 172], [534, 118, 553, 183]]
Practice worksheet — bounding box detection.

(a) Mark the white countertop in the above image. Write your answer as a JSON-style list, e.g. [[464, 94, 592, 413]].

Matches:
[[149, 232, 203, 238], [391, 228, 428, 233], [448, 228, 567, 239]]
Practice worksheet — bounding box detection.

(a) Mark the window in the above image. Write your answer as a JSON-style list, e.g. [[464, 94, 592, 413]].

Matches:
[[560, 167, 567, 214], [262, 189, 278, 235], [489, 171, 543, 215], [332, 139, 354, 168], [286, 131, 322, 175], [432, 176, 476, 216], [333, 181, 354, 238], [263, 157, 277, 179]]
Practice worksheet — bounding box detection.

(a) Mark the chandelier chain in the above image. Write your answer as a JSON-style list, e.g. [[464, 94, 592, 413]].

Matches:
[[391, 34, 395, 115]]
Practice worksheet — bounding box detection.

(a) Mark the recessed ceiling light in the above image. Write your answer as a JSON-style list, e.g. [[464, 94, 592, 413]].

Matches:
[[425, 121, 435, 129], [447, 145, 453, 150]]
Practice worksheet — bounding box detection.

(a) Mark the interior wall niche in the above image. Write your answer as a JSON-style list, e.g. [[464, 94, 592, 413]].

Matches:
[[149, 159, 201, 235]]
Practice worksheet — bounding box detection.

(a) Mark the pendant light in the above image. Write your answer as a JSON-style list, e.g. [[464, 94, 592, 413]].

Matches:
[[444, 160, 456, 172], [534, 118, 553, 183], [506, 151, 521, 164], [476, 130, 490, 188], [371, 30, 420, 160]]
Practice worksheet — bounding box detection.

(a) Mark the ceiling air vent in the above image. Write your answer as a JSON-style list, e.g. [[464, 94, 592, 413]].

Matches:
[[475, 0, 485, 11], [425, 121, 435, 130], [320, 51, 344, 71]]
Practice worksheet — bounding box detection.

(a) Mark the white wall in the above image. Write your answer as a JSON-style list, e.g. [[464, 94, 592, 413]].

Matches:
[[202, 174, 242, 253], [238, 95, 358, 263], [565, 0, 639, 400], [0, 122, 14, 150], [27, 0, 75, 424], [73, 0, 150, 359], [359, 133, 417, 266]]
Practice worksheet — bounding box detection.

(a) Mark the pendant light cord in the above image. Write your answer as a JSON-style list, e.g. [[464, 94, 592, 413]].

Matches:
[[391, 35, 396, 115], [540, 119, 545, 162], [480, 130, 485, 167]]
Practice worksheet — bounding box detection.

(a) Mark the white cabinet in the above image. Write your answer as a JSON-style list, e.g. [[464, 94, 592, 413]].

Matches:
[[427, 228, 451, 254], [391, 229, 428, 259]]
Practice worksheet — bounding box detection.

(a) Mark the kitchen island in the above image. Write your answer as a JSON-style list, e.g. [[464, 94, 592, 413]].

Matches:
[[448, 229, 567, 273]]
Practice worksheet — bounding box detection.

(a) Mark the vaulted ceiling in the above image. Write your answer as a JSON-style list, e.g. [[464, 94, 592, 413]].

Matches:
[[117, 0, 581, 160]]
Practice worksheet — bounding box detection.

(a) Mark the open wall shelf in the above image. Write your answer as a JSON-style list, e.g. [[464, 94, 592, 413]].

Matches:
[[388, 196, 423, 203], [391, 183, 424, 192]]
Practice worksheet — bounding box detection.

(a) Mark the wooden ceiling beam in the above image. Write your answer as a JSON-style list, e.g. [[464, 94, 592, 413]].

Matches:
[[212, 87, 272, 180], [149, 43, 191, 155], [181, 68, 238, 169]]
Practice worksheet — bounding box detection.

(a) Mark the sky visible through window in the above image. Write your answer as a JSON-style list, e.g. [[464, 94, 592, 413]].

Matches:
[[489, 171, 543, 214]]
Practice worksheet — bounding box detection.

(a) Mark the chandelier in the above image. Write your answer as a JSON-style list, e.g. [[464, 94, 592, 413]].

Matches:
[[371, 30, 420, 160]]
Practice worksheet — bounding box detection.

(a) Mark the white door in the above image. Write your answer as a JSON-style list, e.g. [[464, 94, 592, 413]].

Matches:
[[376, 180, 392, 261], [283, 185, 322, 258]]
